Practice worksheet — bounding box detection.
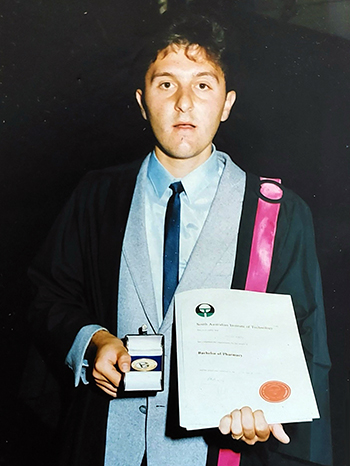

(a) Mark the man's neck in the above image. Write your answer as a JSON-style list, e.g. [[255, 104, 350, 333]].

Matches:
[[154, 147, 212, 178]]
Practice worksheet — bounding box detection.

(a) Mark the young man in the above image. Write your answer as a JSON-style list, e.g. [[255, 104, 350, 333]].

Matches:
[[28, 14, 332, 466]]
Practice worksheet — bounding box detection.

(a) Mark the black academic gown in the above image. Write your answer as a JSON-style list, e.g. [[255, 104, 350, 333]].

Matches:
[[27, 159, 332, 466]]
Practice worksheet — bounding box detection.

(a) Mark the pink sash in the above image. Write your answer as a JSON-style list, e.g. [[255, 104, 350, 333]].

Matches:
[[217, 177, 283, 466]]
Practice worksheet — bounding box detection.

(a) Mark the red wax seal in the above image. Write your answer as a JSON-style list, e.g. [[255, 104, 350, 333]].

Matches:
[[259, 381, 291, 403]]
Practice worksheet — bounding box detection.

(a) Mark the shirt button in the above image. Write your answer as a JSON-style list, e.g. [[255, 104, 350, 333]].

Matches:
[[139, 405, 147, 414]]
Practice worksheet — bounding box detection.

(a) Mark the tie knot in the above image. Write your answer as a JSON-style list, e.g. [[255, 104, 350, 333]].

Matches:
[[170, 181, 184, 195]]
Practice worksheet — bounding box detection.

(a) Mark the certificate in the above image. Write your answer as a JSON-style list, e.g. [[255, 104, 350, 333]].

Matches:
[[175, 288, 319, 430]]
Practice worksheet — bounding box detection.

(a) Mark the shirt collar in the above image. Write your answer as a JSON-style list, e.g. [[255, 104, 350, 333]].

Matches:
[[147, 145, 221, 203]]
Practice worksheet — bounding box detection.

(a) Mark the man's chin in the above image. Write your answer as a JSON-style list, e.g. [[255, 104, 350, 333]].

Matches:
[[157, 143, 211, 162]]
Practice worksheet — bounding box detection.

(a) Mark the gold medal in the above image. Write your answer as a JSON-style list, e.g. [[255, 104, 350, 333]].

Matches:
[[131, 358, 158, 372]]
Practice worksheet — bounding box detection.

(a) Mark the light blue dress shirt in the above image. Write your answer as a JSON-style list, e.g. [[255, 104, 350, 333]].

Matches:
[[145, 148, 224, 323], [66, 146, 225, 385]]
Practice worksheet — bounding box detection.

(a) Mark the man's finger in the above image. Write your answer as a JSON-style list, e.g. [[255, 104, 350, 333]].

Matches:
[[269, 423, 290, 444], [95, 381, 118, 398], [230, 409, 244, 439], [240, 406, 255, 440], [92, 365, 120, 388], [95, 378, 117, 390], [116, 348, 131, 373], [218, 414, 232, 435], [253, 410, 270, 442], [102, 363, 124, 387]]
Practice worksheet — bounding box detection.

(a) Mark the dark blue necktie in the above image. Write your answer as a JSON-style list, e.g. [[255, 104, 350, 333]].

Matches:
[[163, 181, 184, 316]]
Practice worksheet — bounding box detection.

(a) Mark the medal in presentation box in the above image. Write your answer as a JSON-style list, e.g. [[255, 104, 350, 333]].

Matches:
[[123, 333, 164, 392]]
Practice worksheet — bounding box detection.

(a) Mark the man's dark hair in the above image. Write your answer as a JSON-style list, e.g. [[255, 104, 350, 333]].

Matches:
[[134, 12, 239, 89]]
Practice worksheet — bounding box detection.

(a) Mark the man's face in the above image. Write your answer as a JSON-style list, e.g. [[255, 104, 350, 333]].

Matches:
[[136, 44, 236, 170]]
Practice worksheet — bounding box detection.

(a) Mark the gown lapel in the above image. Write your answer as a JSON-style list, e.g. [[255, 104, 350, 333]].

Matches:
[[122, 158, 159, 331]]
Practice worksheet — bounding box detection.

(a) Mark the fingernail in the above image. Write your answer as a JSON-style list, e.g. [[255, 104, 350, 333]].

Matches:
[[121, 363, 129, 372]]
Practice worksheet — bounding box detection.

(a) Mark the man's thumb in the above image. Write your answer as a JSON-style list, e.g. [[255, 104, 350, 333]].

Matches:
[[269, 423, 290, 444]]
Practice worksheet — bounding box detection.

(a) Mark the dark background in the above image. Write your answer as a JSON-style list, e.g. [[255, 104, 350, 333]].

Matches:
[[1, 0, 349, 464]]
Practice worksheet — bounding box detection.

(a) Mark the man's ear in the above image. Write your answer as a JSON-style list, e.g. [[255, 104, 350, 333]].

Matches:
[[135, 89, 148, 120], [220, 90, 236, 122]]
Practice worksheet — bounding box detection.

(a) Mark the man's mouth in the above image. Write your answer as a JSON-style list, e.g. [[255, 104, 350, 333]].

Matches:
[[173, 123, 196, 129]]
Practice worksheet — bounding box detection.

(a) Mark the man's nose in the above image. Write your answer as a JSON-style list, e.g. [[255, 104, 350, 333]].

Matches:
[[174, 87, 193, 113]]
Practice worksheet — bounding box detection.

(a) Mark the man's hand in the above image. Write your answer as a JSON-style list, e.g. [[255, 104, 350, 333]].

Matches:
[[89, 330, 131, 397], [219, 407, 290, 446]]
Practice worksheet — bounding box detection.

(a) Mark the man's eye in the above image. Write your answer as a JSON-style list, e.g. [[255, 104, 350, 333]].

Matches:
[[160, 82, 172, 89], [198, 83, 209, 90]]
